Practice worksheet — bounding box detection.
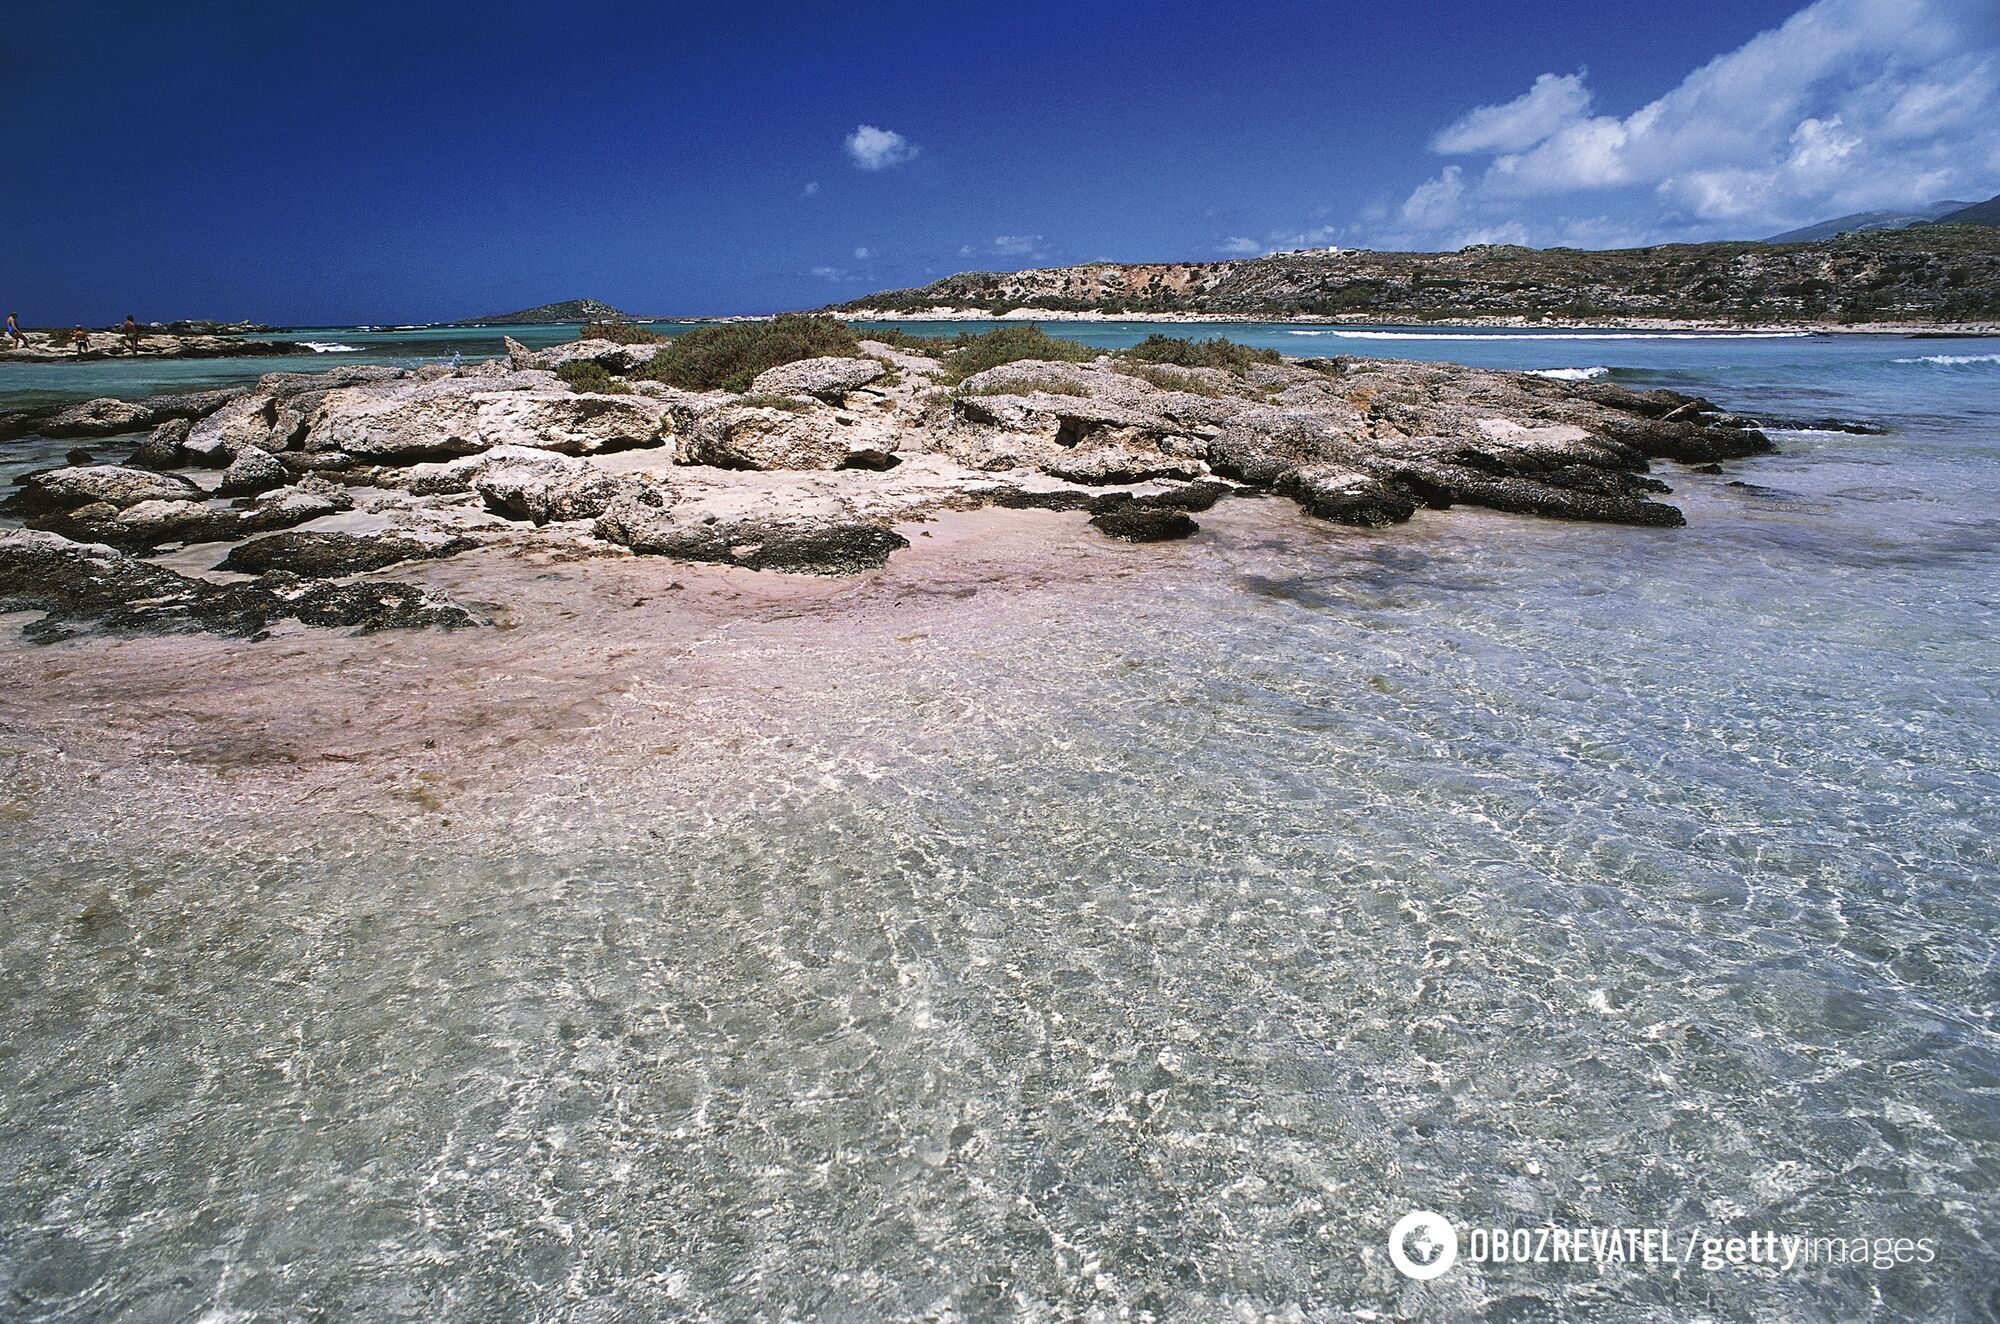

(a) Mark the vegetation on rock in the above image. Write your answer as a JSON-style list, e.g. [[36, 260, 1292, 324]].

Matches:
[[555, 361, 632, 394], [1119, 334, 1280, 373], [638, 314, 862, 392], [935, 326, 1095, 383]]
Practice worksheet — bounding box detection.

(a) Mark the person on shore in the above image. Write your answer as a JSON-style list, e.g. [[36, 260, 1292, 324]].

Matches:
[[71, 325, 89, 356], [5, 312, 24, 349], [123, 315, 141, 354]]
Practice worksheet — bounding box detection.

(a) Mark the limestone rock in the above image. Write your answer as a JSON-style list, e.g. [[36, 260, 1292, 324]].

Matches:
[[594, 491, 908, 574], [130, 417, 194, 469], [184, 394, 278, 462], [748, 356, 884, 401], [17, 465, 204, 510], [219, 530, 474, 576], [219, 446, 288, 495], [471, 447, 631, 524], [304, 377, 671, 459]]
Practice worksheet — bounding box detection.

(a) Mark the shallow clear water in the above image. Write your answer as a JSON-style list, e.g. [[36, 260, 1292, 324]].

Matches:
[[1, 327, 1996, 1320]]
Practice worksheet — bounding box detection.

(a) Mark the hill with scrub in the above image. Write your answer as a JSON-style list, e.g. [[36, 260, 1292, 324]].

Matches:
[[837, 226, 2000, 325]]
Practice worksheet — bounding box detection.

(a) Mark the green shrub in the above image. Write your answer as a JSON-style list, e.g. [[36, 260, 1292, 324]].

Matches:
[[955, 374, 1090, 398], [556, 360, 632, 394], [862, 327, 954, 356], [581, 320, 661, 345], [735, 392, 813, 412], [1116, 334, 1280, 374], [1113, 362, 1229, 397], [639, 313, 861, 392], [937, 325, 1095, 383]]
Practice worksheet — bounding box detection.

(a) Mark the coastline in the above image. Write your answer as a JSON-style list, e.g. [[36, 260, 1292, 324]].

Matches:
[[834, 306, 2000, 335]]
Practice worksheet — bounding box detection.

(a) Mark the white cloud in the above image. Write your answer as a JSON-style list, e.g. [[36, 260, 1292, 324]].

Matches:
[[801, 181, 819, 198], [845, 125, 918, 171], [1214, 225, 1341, 257], [1432, 72, 1592, 155], [1387, 0, 2000, 245], [1399, 166, 1465, 227], [959, 234, 1049, 262], [853, 246, 873, 260]]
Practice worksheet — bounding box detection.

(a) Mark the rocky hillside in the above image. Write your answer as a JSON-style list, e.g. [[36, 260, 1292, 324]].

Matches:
[[455, 298, 634, 326], [839, 226, 2000, 324]]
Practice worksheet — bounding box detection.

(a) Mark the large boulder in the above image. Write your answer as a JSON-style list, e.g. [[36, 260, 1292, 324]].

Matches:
[[469, 447, 630, 523], [748, 356, 884, 401]]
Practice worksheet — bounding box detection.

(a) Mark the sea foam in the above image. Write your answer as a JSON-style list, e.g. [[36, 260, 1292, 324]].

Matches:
[[1892, 353, 2000, 366]]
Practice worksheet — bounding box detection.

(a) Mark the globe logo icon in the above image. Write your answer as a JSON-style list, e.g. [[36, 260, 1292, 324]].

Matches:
[[1388, 1210, 1459, 1281]]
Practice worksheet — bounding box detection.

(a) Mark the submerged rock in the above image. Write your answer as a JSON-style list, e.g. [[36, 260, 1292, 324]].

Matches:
[[1088, 501, 1200, 542], [0, 529, 476, 642]]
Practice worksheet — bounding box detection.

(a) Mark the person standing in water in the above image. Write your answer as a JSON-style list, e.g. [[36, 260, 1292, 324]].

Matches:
[[123, 315, 141, 354], [5, 312, 24, 350]]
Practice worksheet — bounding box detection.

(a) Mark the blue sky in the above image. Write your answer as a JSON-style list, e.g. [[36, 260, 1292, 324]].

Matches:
[[4, 0, 1995, 322]]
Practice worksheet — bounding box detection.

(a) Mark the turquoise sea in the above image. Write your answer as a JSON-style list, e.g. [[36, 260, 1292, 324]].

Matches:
[[1, 322, 1997, 1320]]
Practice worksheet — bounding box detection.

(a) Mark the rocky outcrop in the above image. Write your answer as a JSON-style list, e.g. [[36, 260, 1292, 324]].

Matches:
[[0, 388, 243, 442], [0, 529, 474, 643], [0, 333, 310, 365], [748, 355, 884, 401], [0, 334, 1785, 631]]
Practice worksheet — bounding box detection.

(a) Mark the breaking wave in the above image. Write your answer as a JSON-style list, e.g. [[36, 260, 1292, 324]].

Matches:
[[299, 341, 363, 353], [1892, 353, 2000, 366], [1527, 366, 1610, 381]]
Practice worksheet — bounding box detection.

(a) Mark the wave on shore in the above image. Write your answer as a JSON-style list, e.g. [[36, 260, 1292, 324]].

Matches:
[[299, 341, 364, 353], [1527, 366, 1611, 381], [1893, 353, 2000, 366]]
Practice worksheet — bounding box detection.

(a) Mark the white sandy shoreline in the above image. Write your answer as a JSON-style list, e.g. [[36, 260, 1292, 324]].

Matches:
[[830, 307, 2000, 336]]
